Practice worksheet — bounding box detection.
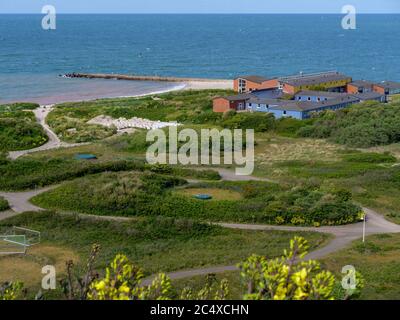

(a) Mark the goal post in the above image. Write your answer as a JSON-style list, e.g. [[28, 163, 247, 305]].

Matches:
[[12, 226, 41, 246], [0, 235, 27, 255], [0, 226, 41, 255]]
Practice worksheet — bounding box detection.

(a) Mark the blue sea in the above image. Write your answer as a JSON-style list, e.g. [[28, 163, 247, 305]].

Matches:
[[0, 14, 399, 104]]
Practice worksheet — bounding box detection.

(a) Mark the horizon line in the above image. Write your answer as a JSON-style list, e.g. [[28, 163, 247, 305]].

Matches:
[[1, 12, 400, 15]]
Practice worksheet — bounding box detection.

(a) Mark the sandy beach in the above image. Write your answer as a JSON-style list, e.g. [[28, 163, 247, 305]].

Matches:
[[183, 79, 233, 90], [1, 77, 233, 106]]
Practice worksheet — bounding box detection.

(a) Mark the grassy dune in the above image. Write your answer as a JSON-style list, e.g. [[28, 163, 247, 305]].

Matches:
[[0, 103, 48, 152]]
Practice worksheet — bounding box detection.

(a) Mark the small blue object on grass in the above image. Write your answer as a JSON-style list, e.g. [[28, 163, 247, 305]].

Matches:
[[75, 154, 97, 160], [194, 194, 213, 200]]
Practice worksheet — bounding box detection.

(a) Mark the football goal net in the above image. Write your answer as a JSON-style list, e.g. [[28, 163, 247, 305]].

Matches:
[[0, 227, 41, 255]]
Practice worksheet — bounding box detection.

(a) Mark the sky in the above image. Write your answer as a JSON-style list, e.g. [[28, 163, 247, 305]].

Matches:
[[0, 0, 399, 14]]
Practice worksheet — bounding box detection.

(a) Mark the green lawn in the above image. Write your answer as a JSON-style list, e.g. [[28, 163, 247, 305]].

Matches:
[[321, 233, 400, 300]]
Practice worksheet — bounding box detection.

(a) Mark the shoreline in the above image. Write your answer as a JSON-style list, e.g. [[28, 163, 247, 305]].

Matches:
[[2, 79, 233, 106]]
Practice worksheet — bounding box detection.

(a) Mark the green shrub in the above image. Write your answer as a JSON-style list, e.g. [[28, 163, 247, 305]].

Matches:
[[0, 196, 9, 211], [342, 152, 397, 164], [297, 102, 400, 147], [0, 157, 146, 191], [0, 108, 48, 152], [221, 112, 275, 132], [0, 103, 39, 112], [32, 177, 361, 226]]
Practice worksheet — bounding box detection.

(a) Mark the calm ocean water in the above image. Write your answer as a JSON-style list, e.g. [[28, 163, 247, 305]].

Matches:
[[0, 14, 399, 104]]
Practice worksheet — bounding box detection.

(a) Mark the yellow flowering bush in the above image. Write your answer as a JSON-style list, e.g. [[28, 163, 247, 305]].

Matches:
[[238, 236, 338, 300], [88, 254, 173, 300], [0, 282, 23, 300]]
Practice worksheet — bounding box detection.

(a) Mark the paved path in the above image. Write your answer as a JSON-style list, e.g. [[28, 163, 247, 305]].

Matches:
[[142, 207, 400, 284], [8, 105, 88, 160], [213, 168, 274, 182], [0, 186, 57, 215], [1, 167, 400, 282]]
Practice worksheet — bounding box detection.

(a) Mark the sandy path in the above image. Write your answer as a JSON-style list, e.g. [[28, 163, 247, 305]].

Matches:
[[8, 105, 87, 160], [1, 166, 397, 284]]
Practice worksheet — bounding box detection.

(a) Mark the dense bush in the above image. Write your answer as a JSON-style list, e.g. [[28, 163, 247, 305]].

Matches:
[[0, 103, 39, 112], [297, 102, 400, 147], [342, 152, 396, 164], [0, 157, 146, 191], [0, 196, 9, 211], [0, 107, 48, 152], [221, 112, 275, 132]]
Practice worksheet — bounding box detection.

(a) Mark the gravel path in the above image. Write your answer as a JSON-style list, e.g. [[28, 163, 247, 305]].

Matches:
[[8, 105, 89, 160], [1, 165, 399, 283]]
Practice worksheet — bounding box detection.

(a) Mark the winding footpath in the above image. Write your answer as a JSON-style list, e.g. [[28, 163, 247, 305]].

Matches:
[[2, 104, 400, 281], [1, 169, 400, 283], [8, 105, 87, 160]]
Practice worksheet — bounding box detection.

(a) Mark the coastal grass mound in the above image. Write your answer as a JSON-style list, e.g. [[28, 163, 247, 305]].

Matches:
[[47, 89, 233, 143], [0, 211, 329, 297], [31, 173, 362, 226], [0, 103, 48, 152]]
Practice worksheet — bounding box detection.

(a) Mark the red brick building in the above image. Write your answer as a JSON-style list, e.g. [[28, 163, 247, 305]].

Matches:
[[346, 80, 375, 94], [234, 76, 278, 93], [213, 94, 253, 113], [373, 82, 400, 95]]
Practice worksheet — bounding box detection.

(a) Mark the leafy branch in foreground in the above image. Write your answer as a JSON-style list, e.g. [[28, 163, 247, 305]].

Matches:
[[239, 236, 335, 300], [0, 281, 24, 300]]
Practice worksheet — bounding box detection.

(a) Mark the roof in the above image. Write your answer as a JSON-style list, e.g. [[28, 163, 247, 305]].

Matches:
[[312, 95, 360, 109], [214, 93, 254, 101], [269, 101, 317, 112], [351, 92, 385, 101], [281, 72, 352, 87], [348, 80, 375, 88], [247, 97, 282, 105], [235, 75, 272, 84], [295, 90, 349, 98], [271, 95, 359, 112], [375, 81, 400, 90]]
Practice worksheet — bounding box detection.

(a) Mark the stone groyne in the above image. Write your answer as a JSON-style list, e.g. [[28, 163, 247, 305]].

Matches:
[[63, 73, 229, 83]]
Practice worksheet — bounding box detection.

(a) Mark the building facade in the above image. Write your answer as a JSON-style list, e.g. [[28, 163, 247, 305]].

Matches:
[[234, 76, 278, 93], [279, 72, 352, 95]]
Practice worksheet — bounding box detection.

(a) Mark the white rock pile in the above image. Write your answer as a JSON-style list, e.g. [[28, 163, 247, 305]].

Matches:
[[87, 115, 181, 131]]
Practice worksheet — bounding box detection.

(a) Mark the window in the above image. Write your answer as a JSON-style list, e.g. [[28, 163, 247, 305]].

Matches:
[[283, 110, 287, 115], [317, 97, 321, 101], [308, 97, 311, 101]]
